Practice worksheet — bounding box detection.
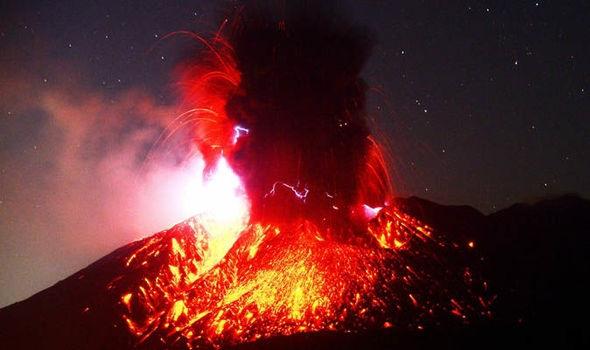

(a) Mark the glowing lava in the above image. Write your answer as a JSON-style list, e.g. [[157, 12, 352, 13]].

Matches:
[[109, 206, 490, 349]]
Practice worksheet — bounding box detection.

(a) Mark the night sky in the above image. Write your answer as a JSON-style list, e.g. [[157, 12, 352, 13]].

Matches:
[[0, 1, 588, 307]]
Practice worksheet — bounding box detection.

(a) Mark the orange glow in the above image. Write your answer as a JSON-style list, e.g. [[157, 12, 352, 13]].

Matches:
[[171, 238, 186, 258], [121, 293, 132, 307], [108, 206, 490, 348]]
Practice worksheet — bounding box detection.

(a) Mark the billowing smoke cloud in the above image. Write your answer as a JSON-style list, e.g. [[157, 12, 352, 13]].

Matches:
[[0, 72, 207, 307], [222, 1, 390, 228]]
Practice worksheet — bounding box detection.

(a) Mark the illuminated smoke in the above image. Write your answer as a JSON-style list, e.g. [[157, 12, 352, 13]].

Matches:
[[0, 77, 247, 306]]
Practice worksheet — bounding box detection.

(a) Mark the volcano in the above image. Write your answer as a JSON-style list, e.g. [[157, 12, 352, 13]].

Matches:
[[2, 2, 589, 348], [2, 195, 589, 349]]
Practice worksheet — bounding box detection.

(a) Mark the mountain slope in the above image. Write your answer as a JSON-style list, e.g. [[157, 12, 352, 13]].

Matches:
[[1, 195, 588, 349]]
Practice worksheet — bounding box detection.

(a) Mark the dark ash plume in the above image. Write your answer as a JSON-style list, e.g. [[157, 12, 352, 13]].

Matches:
[[225, 1, 389, 228]]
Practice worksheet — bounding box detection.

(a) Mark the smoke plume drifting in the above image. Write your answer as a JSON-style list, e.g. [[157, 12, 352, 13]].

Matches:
[[0, 74, 218, 307]]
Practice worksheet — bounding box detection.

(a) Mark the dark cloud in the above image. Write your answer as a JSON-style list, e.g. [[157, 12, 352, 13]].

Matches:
[[223, 1, 389, 230]]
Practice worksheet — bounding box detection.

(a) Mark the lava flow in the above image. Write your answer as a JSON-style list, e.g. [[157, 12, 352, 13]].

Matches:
[[109, 203, 490, 349], [107, 4, 491, 348]]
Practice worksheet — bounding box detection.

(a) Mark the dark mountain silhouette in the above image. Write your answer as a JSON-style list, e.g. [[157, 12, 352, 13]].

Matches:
[[1, 195, 588, 349]]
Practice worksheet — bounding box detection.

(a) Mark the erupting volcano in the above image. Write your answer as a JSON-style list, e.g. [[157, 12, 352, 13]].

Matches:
[[115, 3, 490, 348], [1, 2, 494, 350]]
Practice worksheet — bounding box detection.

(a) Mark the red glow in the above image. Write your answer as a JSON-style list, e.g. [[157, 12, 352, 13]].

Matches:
[[110, 206, 489, 348], [107, 25, 491, 348]]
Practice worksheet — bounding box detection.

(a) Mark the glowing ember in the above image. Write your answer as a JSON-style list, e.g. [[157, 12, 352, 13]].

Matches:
[[109, 206, 490, 349]]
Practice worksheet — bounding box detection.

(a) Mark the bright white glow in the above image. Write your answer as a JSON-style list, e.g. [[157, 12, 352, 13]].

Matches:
[[363, 204, 383, 220], [179, 156, 250, 237], [134, 154, 249, 243], [131, 154, 249, 273]]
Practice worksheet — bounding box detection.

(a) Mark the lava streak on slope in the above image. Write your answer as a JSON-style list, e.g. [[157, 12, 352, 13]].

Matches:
[[108, 206, 490, 349]]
